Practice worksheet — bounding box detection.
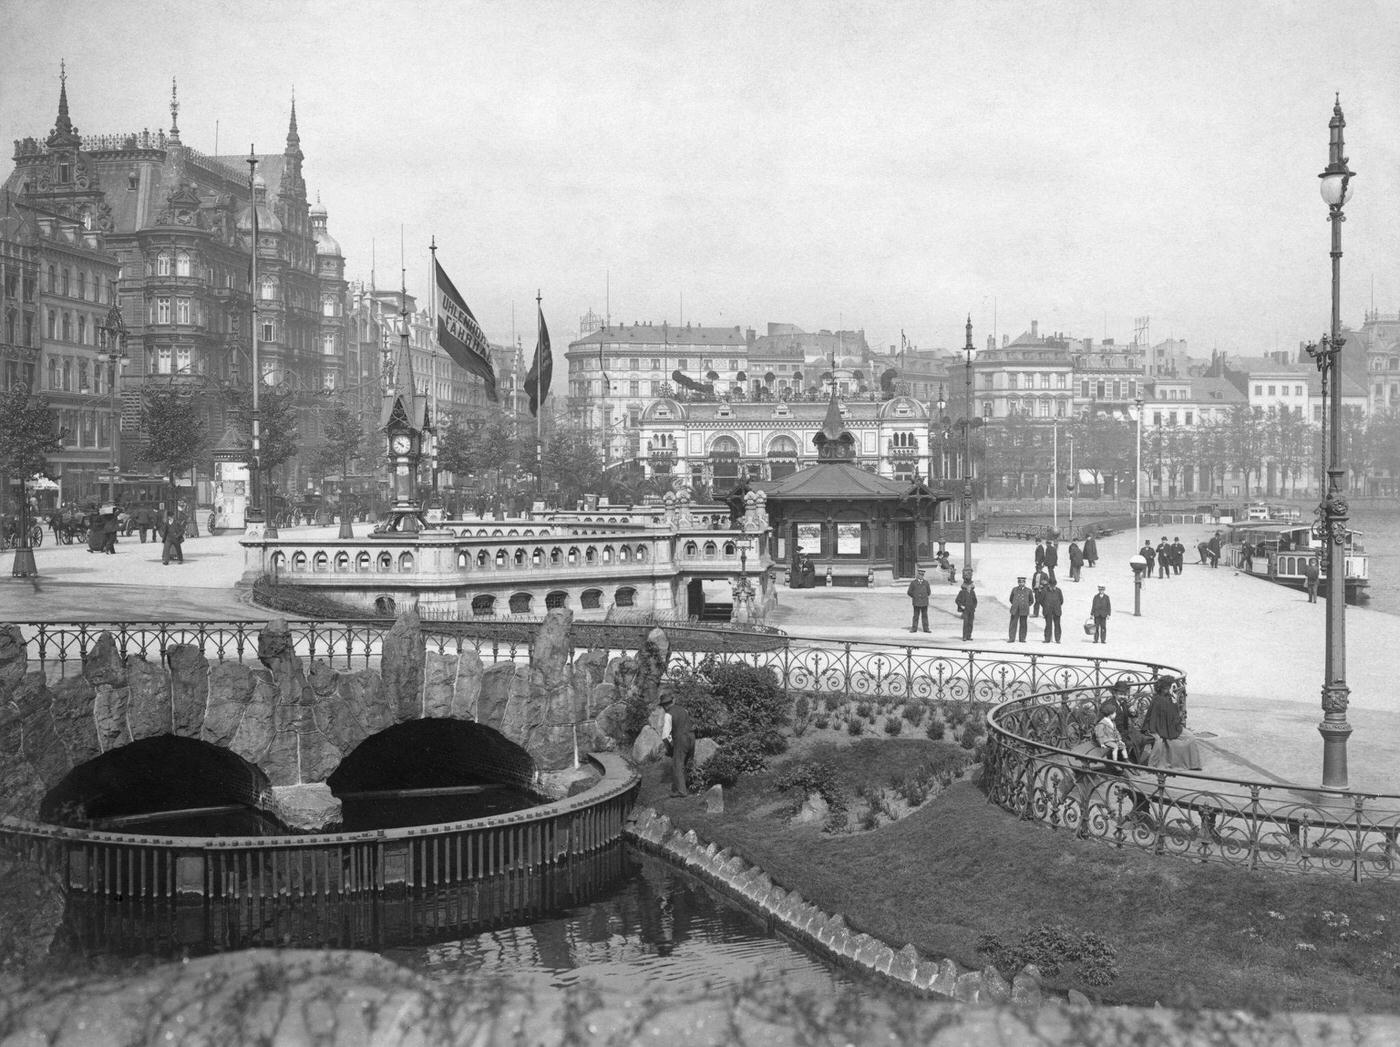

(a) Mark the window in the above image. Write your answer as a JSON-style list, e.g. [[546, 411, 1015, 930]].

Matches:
[[629, 380, 639, 395], [1113, 380, 1122, 400], [261, 320, 275, 342], [1185, 411, 1193, 425], [1081, 379, 1089, 398], [1254, 384, 1263, 396], [175, 251, 191, 277], [1057, 373, 1066, 389], [983, 373, 994, 390], [322, 295, 336, 317], [728, 358, 738, 370], [156, 297, 171, 324], [77, 315, 87, 344], [175, 346, 191, 373], [1055, 399, 1066, 418], [651, 357, 660, 370], [61, 312, 71, 340], [1040, 372, 1050, 388], [677, 357, 687, 369], [155, 346, 172, 374], [46, 308, 56, 339], [61, 359, 71, 390], [1096, 380, 1105, 400], [78, 360, 88, 392], [61, 268, 70, 295], [1128, 380, 1137, 399], [1267, 385, 1276, 396], [614, 586, 636, 608], [1007, 373, 1018, 390], [1153, 411, 1162, 426], [76, 271, 86, 300], [260, 276, 276, 300], [1168, 411, 1178, 426], [157, 252, 171, 276], [176, 298, 190, 324], [46, 265, 55, 292], [1295, 385, 1304, 397], [48, 358, 57, 389]]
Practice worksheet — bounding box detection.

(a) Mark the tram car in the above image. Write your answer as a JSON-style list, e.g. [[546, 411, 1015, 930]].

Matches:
[[1224, 520, 1369, 602]]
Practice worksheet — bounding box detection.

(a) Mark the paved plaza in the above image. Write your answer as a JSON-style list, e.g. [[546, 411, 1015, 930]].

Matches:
[[4, 521, 1397, 794]]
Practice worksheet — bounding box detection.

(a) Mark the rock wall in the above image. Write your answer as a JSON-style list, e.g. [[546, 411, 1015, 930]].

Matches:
[[0, 612, 666, 821]]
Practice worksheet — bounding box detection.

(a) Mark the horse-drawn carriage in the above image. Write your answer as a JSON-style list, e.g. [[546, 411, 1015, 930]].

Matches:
[[49, 506, 90, 545]]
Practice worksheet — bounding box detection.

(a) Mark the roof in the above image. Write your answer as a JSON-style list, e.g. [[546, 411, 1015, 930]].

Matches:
[[569, 323, 747, 349], [765, 460, 922, 500]]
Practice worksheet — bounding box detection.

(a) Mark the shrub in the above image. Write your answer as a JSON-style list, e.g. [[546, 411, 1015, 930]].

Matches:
[[883, 716, 903, 736], [813, 714, 830, 730], [901, 703, 925, 727], [977, 922, 1120, 990], [926, 718, 946, 741], [697, 742, 768, 789], [792, 694, 811, 738], [847, 717, 864, 737], [855, 702, 873, 720], [775, 758, 849, 821], [823, 693, 843, 713]]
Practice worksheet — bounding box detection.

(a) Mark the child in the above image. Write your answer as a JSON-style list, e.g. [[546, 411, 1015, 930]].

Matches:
[[1093, 702, 1129, 762]]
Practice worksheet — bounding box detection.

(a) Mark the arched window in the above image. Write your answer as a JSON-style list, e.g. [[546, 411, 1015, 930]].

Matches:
[[620, 546, 631, 562], [684, 541, 698, 557], [157, 252, 171, 276], [703, 541, 717, 558], [614, 586, 637, 608], [477, 550, 490, 567], [175, 251, 191, 277], [602, 545, 614, 563], [567, 546, 579, 564], [495, 549, 507, 567], [260, 275, 276, 300], [724, 542, 736, 556], [291, 551, 307, 571], [312, 552, 329, 572], [509, 592, 533, 614], [581, 589, 602, 610], [550, 547, 562, 564], [514, 548, 526, 566], [378, 552, 393, 572], [399, 552, 414, 572], [457, 551, 469, 569], [546, 590, 568, 610], [471, 595, 496, 617], [374, 596, 396, 616], [356, 551, 371, 572], [636, 545, 648, 562], [270, 551, 286, 570], [585, 546, 598, 564], [532, 548, 544, 566], [334, 552, 350, 572]]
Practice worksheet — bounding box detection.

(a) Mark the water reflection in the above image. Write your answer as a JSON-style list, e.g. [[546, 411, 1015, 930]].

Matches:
[[388, 849, 867, 999]]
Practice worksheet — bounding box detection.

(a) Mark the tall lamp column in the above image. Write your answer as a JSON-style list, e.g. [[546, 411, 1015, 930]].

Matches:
[[1309, 94, 1355, 788], [962, 315, 975, 583], [1133, 396, 1143, 550], [100, 303, 128, 505]]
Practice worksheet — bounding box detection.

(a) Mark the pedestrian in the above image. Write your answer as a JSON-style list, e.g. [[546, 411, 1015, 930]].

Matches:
[[1196, 539, 1210, 564], [1172, 537, 1185, 575], [1084, 532, 1098, 568], [1030, 566, 1048, 617], [1041, 578, 1063, 643], [86, 507, 104, 553], [1008, 575, 1033, 643], [1156, 537, 1170, 579], [101, 508, 119, 554], [1043, 539, 1059, 585], [1207, 531, 1222, 568], [1091, 585, 1111, 643], [161, 510, 186, 565], [1140, 541, 1155, 582], [906, 567, 931, 633], [658, 689, 694, 797], [955, 580, 977, 640], [1067, 540, 1083, 582], [1033, 538, 1046, 574], [1304, 556, 1320, 603]]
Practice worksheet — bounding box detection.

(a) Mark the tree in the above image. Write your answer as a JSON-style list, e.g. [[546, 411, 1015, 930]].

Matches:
[[435, 412, 475, 483], [1077, 411, 1133, 496], [1196, 418, 1232, 499], [542, 424, 604, 505], [1224, 405, 1263, 497], [141, 383, 210, 504], [983, 410, 1040, 498], [0, 385, 63, 576], [310, 398, 364, 506], [224, 385, 299, 503]]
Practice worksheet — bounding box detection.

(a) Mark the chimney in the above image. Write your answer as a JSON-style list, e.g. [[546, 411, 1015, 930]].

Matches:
[[1031, 320, 1039, 340]]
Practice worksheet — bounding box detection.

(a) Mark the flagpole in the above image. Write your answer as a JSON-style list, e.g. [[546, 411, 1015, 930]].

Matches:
[[535, 289, 543, 502]]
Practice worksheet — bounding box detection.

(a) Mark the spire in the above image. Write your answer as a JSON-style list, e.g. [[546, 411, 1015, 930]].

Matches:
[[48, 60, 78, 145], [286, 89, 301, 154], [169, 76, 180, 140], [820, 389, 844, 441]]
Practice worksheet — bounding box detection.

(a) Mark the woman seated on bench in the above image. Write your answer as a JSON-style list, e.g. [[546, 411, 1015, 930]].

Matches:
[[1142, 675, 1203, 771]]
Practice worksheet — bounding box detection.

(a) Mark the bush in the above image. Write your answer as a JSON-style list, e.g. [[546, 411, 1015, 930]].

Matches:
[[926, 718, 946, 741], [847, 717, 864, 737], [977, 922, 1120, 990], [823, 692, 843, 713], [855, 702, 873, 720], [883, 717, 903, 736], [697, 742, 769, 789], [792, 694, 811, 737], [901, 703, 925, 727], [813, 714, 830, 730], [775, 758, 849, 819]]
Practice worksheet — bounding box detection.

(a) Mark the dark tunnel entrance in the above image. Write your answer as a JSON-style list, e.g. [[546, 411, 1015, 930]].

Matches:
[[326, 719, 541, 831], [40, 735, 272, 831]]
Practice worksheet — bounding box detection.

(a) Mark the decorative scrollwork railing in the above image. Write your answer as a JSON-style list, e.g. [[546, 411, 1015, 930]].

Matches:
[[985, 686, 1400, 882]]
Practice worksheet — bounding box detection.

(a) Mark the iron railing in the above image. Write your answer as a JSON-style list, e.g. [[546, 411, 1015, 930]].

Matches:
[[984, 686, 1400, 882], [0, 753, 638, 954]]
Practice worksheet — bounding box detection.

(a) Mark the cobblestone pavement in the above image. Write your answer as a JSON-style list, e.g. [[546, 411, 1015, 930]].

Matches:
[[5, 521, 1396, 793]]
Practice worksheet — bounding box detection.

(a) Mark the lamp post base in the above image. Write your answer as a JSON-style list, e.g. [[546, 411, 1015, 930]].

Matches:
[[338, 514, 355, 540], [1319, 719, 1351, 789], [10, 546, 38, 578]]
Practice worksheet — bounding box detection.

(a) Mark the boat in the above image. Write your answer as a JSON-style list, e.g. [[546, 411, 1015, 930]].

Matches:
[[1223, 520, 1369, 602]]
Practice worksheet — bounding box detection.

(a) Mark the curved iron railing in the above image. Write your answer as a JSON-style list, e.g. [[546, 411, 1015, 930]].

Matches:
[[984, 686, 1400, 882], [0, 754, 639, 954]]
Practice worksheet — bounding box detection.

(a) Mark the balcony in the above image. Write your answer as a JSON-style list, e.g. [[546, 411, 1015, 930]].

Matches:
[[887, 441, 921, 458]]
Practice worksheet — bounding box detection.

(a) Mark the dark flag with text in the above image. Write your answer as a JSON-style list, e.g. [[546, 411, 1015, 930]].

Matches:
[[434, 259, 497, 401], [525, 302, 553, 417]]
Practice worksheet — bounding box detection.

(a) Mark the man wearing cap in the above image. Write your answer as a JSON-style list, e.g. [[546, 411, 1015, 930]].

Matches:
[[1041, 576, 1064, 643], [1090, 585, 1111, 643], [955, 579, 978, 640], [1008, 575, 1033, 643], [906, 568, 932, 633], [658, 690, 694, 797], [1172, 537, 1185, 575]]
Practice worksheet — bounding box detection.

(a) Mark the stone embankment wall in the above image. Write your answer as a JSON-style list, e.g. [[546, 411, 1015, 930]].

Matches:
[[0, 609, 672, 822]]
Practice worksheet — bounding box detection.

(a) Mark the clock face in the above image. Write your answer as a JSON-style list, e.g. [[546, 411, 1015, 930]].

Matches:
[[391, 434, 412, 454]]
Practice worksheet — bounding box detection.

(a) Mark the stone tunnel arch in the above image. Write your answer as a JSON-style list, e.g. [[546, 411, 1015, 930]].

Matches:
[[325, 719, 537, 795], [39, 735, 272, 827]]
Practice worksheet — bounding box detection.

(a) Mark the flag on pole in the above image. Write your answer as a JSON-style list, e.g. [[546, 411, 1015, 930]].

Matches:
[[598, 342, 610, 393], [433, 259, 498, 401], [525, 301, 553, 417]]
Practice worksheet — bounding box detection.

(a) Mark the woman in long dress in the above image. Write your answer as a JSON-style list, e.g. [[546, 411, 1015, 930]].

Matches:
[[1143, 675, 1202, 770]]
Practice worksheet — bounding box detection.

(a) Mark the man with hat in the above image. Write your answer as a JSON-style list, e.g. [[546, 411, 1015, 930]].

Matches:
[[906, 567, 932, 633], [1040, 575, 1064, 644], [658, 688, 694, 797], [955, 579, 977, 640], [1008, 575, 1033, 643], [1090, 585, 1112, 644]]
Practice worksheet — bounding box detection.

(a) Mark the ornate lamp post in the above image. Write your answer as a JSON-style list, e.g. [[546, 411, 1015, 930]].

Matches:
[[1306, 94, 1356, 789], [962, 315, 975, 583], [1132, 396, 1143, 549], [99, 303, 128, 505]]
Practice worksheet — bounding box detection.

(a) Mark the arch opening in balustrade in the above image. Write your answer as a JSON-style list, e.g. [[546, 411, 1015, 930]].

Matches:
[[546, 590, 568, 610], [398, 552, 414, 572], [567, 547, 579, 565], [603, 545, 614, 563], [271, 551, 286, 570], [471, 594, 496, 617], [581, 588, 602, 610], [356, 551, 371, 572], [495, 550, 507, 568], [514, 548, 527, 566], [684, 541, 698, 557], [313, 552, 329, 573], [326, 719, 537, 794], [509, 592, 533, 614], [334, 551, 350, 572], [585, 547, 598, 564], [636, 545, 648, 562], [614, 586, 637, 608], [39, 736, 271, 827], [292, 551, 308, 571], [377, 552, 392, 573], [375, 595, 396, 615], [703, 541, 717, 558], [532, 548, 543, 566]]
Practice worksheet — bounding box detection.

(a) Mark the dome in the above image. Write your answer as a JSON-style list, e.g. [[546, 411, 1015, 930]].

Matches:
[[315, 226, 342, 258], [236, 175, 281, 234], [309, 200, 327, 220]]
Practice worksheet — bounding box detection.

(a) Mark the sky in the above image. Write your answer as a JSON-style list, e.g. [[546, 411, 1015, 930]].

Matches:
[[3, 0, 1399, 359]]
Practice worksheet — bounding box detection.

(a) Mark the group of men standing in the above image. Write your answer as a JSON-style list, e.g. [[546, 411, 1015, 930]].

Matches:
[[82, 502, 189, 564], [1139, 536, 1188, 579]]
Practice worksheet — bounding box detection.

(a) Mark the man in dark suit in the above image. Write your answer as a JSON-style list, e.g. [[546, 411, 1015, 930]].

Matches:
[[1008, 575, 1033, 642], [659, 691, 694, 797], [955, 581, 978, 641], [1043, 539, 1059, 584], [1091, 585, 1112, 643], [1041, 579, 1064, 643], [906, 568, 932, 633]]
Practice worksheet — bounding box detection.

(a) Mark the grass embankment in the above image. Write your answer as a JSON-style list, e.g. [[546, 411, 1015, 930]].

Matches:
[[638, 736, 1400, 1014]]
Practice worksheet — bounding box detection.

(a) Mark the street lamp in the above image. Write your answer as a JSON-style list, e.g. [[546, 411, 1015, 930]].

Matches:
[[1131, 396, 1143, 549], [962, 315, 975, 583], [1067, 433, 1076, 538], [1306, 94, 1356, 788], [99, 302, 128, 506]]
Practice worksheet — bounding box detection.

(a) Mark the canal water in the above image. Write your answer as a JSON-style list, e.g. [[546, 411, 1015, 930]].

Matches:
[[66, 791, 875, 1000]]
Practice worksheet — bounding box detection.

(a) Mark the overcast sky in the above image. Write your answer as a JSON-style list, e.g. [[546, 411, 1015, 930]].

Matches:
[[4, 0, 1398, 358]]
